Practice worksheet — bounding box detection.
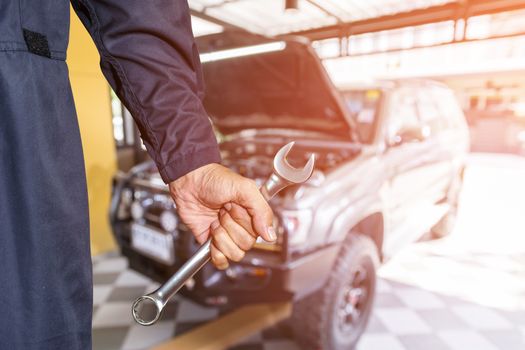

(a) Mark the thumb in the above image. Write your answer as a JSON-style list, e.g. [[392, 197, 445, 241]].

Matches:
[[236, 179, 275, 242]]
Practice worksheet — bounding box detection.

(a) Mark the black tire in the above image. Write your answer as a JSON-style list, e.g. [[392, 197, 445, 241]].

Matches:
[[291, 233, 380, 350]]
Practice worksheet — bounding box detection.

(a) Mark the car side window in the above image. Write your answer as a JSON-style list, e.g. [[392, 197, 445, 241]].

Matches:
[[343, 89, 381, 144], [387, 89, 421, 144]]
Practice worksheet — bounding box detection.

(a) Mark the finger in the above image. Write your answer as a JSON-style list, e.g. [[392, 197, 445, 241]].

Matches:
[[210, 242, 228, 270], [224, 203, 257, 238], [219, 209, 256, 251], [236, 179, 275, 242], [211, 222, 246, 262], [195, 222, 215, 245]]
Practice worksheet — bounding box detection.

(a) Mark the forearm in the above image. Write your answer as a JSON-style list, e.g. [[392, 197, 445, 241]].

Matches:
[[71, 0, 220, 182]]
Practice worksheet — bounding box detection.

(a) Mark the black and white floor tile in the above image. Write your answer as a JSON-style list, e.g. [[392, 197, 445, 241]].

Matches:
[[91, 252, 525, 350], [92, 155, 525, 350]]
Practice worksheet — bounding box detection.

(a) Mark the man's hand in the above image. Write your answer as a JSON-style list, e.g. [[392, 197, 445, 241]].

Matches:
[[169, 163, 275, 270]]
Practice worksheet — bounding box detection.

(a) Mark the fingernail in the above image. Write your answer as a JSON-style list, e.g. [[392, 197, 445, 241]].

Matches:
[[220, 208, 226, 217], [224, 203, 232, 211], [267, 226, 276, 241]]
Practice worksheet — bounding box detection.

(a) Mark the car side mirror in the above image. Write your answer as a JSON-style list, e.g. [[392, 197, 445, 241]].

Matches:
[[389, 126, 426, 147]]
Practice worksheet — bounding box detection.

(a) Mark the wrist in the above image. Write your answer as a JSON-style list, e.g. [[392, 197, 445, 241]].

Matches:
[[169, 163, 220, 200]]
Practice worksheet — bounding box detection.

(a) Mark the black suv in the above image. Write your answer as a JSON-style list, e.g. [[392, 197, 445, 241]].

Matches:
[[110, 37, 469, 349]]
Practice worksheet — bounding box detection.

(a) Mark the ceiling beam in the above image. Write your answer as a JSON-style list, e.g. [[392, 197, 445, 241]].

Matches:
[[467, 0, 525, 16], [285, 0, 525, 41]]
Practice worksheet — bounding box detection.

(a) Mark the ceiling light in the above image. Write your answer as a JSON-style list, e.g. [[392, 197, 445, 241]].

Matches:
[[200, 41, 287, 63]]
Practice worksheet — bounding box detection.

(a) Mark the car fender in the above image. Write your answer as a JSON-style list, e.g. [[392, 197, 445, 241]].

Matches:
[[285, 198, 385, 299], [326, 194, 385, 247]]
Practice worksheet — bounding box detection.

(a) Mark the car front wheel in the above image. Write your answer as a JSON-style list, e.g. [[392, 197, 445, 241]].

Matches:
[[291, 233, 379, 350]]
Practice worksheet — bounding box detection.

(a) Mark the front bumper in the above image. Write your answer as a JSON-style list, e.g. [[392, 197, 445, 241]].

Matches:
[[113, 221, 340, 308]]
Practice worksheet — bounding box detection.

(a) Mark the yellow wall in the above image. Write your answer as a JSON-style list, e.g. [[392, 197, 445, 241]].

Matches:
[[67, 10, 117, 255]]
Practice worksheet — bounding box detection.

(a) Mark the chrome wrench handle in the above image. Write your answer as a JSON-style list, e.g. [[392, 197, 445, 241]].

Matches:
[[131, 142, 314, 326], [132, 239, 213, 326], [132, 172, 287, 326]]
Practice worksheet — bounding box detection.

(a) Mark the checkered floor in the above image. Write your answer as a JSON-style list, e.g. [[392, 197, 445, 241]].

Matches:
[[92, 254, 525, 350], [92, 154, 525, 350]]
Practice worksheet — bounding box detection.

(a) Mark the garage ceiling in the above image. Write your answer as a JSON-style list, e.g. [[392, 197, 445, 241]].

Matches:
[[190, 0, 525, 42], [189, 0, 455, 36]]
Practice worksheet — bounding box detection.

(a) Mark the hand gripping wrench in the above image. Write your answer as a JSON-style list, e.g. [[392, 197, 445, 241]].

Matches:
[[132, 142, 315, 326]]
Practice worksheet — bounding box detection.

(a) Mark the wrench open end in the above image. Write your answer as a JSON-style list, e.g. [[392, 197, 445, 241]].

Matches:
[[132, 295, 163, 326], [273, 142, 315, 184]]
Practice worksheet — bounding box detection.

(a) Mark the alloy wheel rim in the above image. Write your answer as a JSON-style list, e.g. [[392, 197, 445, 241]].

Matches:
[[337, 266, 369, 334]]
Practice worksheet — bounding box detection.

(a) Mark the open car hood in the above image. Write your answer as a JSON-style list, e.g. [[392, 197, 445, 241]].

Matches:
[[199, 38, 353, 139]]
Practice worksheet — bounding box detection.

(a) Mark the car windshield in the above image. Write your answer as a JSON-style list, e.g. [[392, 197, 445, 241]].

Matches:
[[201, 42, 352, 138], [341, 89, 381, 143]]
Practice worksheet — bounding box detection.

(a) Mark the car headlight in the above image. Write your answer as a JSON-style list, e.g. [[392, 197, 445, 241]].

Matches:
[[160, 210, 178, 232], [280, 209, 312, 247], [121, 188, 133, 206], [115, 188, 134, 220], [131, 201, 145, 221]]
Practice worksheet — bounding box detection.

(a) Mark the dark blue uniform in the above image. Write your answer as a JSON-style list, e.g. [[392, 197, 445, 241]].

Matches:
[[0, 1, 220, 348]]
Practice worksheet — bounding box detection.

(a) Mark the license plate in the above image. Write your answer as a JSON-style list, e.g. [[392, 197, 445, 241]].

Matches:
[[131, 224, 175, 265]]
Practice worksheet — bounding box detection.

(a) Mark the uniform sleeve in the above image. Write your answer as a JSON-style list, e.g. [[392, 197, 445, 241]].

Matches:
[[70, 0, 221, 183]]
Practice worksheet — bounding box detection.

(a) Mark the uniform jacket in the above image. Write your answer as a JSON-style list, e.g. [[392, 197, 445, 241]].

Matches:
[[70, 0, 221, 182], [0, 1, 219, 349]]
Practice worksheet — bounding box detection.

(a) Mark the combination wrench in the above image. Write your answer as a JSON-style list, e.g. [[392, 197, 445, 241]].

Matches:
[[132, 141, 315, 326]]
